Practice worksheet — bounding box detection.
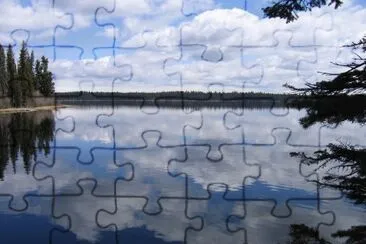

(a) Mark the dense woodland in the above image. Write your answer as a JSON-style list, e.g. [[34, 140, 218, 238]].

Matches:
[[0, 42, 55, 107]]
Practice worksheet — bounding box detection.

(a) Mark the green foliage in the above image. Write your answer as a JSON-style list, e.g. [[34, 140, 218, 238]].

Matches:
[[264, 1, 366, 242], [37, 56, 55, 97], [263, 0, 343, 23], [29, 50, 35, 90], [290, 143, 366, 204], [284, 37, 366, 96], [0, 44, 7, 96], [6, 45, 21, 107], [35, 59, 41, 91], [6, 45, 16, 81], [18, 41, 35, 105], [263, 0, 365, 96], [0, 42, 54, 107]]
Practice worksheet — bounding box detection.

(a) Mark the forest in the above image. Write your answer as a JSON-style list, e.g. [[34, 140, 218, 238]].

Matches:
[[0, 41, 55, 108]]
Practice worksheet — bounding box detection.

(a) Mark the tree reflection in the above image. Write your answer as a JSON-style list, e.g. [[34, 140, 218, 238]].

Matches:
[[287, 224, 366, 244], [291, 143, 366, 205], [0, 111, 54, 180], [331, 225, 366, 244], [287, 224, 330, 244], [287, 95, 366, 243], [289, 95, 366, 128]]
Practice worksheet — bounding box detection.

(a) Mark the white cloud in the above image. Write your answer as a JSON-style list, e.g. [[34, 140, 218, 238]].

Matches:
[[0, 0, 365, 92]]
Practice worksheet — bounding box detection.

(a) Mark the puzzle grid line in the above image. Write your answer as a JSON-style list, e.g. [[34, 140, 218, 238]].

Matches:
[[0, 0, 361, 243]]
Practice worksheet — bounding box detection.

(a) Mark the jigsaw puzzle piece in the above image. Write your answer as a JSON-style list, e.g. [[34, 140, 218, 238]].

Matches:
[[185, 184, 246, 244], [55, 109, 75, 133], [289, 10, 337, 47], [49, 0, 120, 60], [317, 197, 366, 242], [228, 199, 335, 244], [162, 9, 273, 96], [183, 89, 246, 160], [56, 73, 134, 105], [112, 130, 186, 214], [297, 46, 352, 85], [0, 195, 69, 244], [166, 44, 263, 91], [54, 105, 116, 163], [33, 147, 133, 195], [97, 105, 202, 148], [242, 30, 315, 93], [8, 4, 83, 61], [169, 144, 259, 199], [320, 123, 366, 147], [225, 103, 328, 147], [243, 129, 341, 216], [296, 146, 362, 201], [97, 197, 202, 243], [93, 0, 187, 62], [51, 179, 117, 243], [164, 28, 263, 92], [89, 29, 186, 112]]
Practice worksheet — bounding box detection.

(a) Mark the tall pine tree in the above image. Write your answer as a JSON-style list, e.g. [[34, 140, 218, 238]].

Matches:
[[29, 50, 35, 92], [18, 41, 34, 105], [38, 56, 54, 97], [6, 45, 21, 107], [0, 44, 7, 96], [35, 59, 41, 91]]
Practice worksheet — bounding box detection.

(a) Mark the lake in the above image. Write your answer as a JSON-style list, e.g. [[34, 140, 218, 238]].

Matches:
[[0, 104, 365, 244]]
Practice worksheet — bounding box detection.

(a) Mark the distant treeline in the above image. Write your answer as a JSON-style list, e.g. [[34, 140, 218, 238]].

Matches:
[[56, 91, 300, 99], [56, 91, 303, 109], [0, 42, 55, 107]]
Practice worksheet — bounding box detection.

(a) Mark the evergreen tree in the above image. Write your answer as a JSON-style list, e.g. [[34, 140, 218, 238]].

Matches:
[[263, 0, 343, 23], [284, 37, 366, 96], [29, 51, 34, 74], [18, 42, 27, 80], [263, 0, 365, 96], [18, 41, 27, 105], [6, 45, 21, 107], [18, 41, 34, 105], [0, 44, 7, 96], [264, 1, 366, 242], [38, 56, 54, 97], [35, 59, 41, 91], [28, 50, 35, 93], [3, 44, 54, 107]]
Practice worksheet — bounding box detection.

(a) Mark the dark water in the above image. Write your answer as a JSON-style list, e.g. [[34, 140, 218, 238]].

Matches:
[[0, 105, 364, 244]]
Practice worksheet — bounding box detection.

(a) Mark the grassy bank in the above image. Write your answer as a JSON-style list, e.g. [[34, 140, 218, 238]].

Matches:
[[0, 105, 69, 114]]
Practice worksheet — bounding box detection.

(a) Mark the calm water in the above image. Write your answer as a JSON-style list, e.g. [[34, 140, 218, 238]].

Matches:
[[0, 105, 364, 244]]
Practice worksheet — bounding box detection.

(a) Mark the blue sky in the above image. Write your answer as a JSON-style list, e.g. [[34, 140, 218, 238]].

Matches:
[[0, 0, 365, 92]]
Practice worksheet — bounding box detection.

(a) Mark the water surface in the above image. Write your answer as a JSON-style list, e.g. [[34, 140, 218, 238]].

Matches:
[[0, 105, 364, 243]]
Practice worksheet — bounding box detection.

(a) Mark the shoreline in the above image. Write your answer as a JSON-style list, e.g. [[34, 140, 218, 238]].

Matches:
[[0, 105, 69, 114]]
